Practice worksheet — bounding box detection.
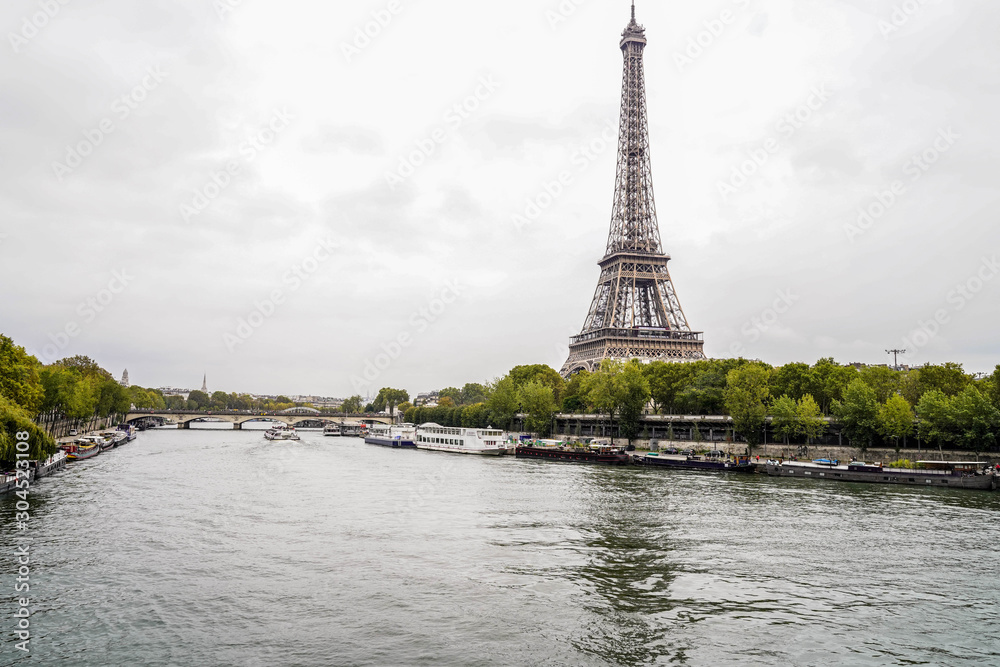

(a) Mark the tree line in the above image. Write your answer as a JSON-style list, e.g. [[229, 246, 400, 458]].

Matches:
[[401, 358, 1000, 452]]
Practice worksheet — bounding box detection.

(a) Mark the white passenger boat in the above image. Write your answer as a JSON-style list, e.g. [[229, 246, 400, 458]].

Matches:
[[365, 424, 416, 448], [414, 423, 507, 456], [264, 424, 301, 441], [323, 424, 341, 437]]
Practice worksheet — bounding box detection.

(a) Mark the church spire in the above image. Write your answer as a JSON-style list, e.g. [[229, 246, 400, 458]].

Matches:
[[201, 374, 208, 394]]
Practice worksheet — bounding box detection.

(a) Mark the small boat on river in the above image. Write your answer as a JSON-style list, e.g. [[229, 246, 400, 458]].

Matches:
[[65, 440, 101, 461], [264, 424, 301, 441], [515, 440, 629, 465], [365, 424, 416, 448], [766, 460, 997, 491], [323, 424, 341, 437]]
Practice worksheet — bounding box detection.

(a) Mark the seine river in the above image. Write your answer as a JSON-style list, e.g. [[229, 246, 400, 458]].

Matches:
[[2, 426, 999, 666]]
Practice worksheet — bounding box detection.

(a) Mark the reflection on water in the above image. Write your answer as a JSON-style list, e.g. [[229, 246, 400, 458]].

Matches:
[[1, 431, 998, 666]]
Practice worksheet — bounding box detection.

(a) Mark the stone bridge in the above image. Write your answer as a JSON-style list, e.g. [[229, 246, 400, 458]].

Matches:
[[125, 410, 395, 429]]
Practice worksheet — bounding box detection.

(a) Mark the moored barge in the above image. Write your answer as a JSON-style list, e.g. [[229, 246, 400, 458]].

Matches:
[[634, 451, 755, 472], [515, 441, 629, 465], [766, 460, 997, 491]]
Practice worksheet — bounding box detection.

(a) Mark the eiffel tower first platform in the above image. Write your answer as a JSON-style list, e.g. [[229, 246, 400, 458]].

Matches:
[[561, 3, 706, 377]]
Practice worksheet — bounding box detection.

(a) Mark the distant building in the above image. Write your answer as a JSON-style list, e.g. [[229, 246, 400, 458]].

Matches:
[[201, 374, 208, 394], [159, 387, 191, 400], [120, 369, 130, 388], [414, 391, 440, 407]]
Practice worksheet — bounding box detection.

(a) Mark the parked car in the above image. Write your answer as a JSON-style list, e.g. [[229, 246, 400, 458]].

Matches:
[[69, 429, 78, 436]]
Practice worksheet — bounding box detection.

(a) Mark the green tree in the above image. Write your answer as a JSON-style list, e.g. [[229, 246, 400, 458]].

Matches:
[[950, 385, 1000, 454], [39, 365, 81, 414], [917, 362, 970, 397], [585, 359, 626, 439], [54, 355, 112, 380], [486, 376, 520, 430], [518, 380, 557, 437], [832, 379, 879, 452], [644, 361, 693, 414], [375, 388, 410, 417], [187, 390, 210, 411], [0, 335, 44, 414], [724, 364, 770, 450], [438, 396, 455, 408], [561, 370, 591, 413], [878, 394, 914, 454], [341, 395, 363, 414], [916, 389, 956, 450], [617, 360, 651, 444], [0, 394, 59, 467], [899, 371, 922, 406], [508, 364, 566, 403], [165, 394, 186, 411], [438, 387, 462, 404], [988, 365, 1000, 411], [460, 402, 489, 428], [770, 395, 798, 445], [460, 383, 491, 406], [95, 378, 130, 417], [808, 358, 857, 414], [860, 365, 901, 404], [770, 363, 814, 403], [210, 391, 230, 410], [796, 394, 827, 444], [65, 376, 98, 420]]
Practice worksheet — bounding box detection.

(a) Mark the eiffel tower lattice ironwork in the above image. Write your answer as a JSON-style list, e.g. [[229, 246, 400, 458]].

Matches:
[[561, 3, 705, 376]]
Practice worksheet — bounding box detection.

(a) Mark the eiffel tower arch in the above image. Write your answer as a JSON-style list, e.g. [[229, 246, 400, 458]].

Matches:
[[561, 3, 706, 377]]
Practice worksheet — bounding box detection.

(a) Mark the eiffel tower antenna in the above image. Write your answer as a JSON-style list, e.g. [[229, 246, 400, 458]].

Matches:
[[561, 4, 706, 376]]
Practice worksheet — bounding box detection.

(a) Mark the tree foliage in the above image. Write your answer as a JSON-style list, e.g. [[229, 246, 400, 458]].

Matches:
[[0, 394, 58, 467], [878, 394, 914, 452], [0, 335, 44, 415], [832, 379, 879, 451], [724, 364, 770, 449], [518, 380, 557, 437]]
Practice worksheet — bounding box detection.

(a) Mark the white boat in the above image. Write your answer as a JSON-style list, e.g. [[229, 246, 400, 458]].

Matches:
[[365, 424, 416, 448], [414, 423, 507, 456], [264, 424, 300, 441], [323, 424, 341, 437]]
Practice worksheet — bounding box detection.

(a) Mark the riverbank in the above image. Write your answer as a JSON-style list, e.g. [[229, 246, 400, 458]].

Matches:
[[554, 434, 998, 466]]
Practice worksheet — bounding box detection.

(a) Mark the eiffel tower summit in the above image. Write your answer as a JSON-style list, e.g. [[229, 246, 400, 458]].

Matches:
[[561, 3, 706, 377]]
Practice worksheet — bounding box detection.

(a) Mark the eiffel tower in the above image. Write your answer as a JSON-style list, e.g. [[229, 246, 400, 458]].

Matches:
[[561, 3, 706, 376]]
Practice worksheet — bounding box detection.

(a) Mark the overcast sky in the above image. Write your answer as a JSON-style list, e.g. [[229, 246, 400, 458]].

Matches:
[[1, 0, 997, 398]]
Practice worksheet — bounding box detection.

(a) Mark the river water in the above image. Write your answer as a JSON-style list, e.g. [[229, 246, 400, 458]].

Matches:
[[2, 427, 999, 666]]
